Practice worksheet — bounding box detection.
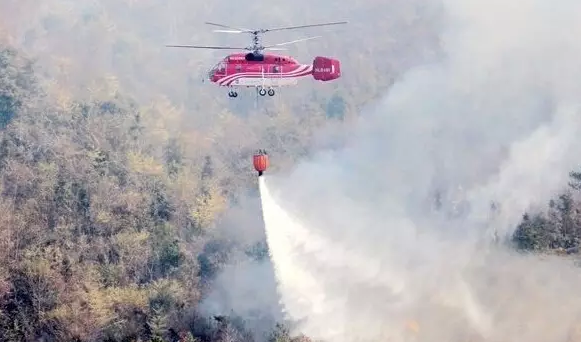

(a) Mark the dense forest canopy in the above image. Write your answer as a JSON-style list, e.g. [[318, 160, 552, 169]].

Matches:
[[0, 0, 580, 341]]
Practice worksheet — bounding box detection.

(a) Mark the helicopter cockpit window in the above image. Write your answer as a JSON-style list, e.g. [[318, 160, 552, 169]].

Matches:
[[208, 61, 226, 78], [213, 62, 226, 72]]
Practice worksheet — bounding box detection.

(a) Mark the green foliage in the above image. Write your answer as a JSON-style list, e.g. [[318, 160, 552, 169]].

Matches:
[[512, 172, 581, 253], [245, 241, 269, 261], [569, 171, 581, 190], [267, 323, 313, 342], [197, 240, 232, 281], [0, 93, 18, 128], [268, 323, 292, 342], [0, 49, 25, 128], [513, 213, 554, 251]]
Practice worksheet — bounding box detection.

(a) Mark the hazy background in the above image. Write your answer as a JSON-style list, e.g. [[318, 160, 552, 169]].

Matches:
[[0, 0, 441, 111], [0, 0, 443, 177], [3, 0, 581, 341], [261, 0, 581, 341]]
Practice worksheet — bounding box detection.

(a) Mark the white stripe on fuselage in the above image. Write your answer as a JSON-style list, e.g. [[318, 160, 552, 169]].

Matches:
[[217, 65, 313, 87], [230, 77, 300, 87], [217, 64, 309, 84]]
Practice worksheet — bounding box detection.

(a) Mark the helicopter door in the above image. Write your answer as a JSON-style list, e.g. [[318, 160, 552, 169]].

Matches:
[[271, 65, 281, 84]]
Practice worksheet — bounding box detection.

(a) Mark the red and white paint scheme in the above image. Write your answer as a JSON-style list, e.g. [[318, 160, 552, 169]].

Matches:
[[206, 53, 340, 96], [166, 20, 347, 97]]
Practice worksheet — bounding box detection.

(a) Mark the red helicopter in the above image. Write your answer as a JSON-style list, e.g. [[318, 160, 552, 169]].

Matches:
[[166, 21, 347, 98]]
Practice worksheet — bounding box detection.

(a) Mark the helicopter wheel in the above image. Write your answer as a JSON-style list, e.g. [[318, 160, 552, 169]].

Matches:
[[258, 88, 267, 96], [228, 90, 238, 98], [267, 88, 275, 96]]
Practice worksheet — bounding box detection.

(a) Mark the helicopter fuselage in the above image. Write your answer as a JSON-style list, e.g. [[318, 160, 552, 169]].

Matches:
[[207, 52, 340, 95]]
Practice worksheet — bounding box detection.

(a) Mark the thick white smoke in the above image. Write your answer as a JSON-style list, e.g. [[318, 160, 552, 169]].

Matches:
[[259, 0, 581, 341]]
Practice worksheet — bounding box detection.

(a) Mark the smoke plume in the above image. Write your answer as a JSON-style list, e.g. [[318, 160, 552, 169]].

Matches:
[[260, 0, 581, 341]]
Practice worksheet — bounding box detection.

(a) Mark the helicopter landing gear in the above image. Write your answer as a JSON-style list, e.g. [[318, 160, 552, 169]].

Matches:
[[228, 89, 238, 98], [257, 87, 275, 96]]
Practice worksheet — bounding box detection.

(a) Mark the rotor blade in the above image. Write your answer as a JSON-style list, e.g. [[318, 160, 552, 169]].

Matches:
[[264, 47, 288, 51], [166, 44, 246, 50], [259, 21, 348, 33], [205, 22, 252, 32], [264, 36, 321, 48], [213, 29, 245, 33]]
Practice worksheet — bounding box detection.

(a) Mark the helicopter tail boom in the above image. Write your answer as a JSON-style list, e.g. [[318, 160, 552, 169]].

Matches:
[[312, 56, 341, 81]]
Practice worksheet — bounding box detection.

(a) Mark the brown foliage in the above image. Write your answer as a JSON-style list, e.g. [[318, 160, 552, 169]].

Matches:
[[0, 1, 444, 339]]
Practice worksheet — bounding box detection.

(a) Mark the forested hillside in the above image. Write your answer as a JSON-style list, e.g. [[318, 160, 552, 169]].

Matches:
[[513, 172, 581, 254], [0, 44, 314, 341], [1, 0, 581, 341]]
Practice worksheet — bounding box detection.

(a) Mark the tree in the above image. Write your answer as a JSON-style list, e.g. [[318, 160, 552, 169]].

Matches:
[[512, 212, 554, 251]]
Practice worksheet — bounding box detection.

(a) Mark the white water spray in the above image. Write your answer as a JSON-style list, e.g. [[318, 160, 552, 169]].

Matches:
[[256, 0, 581, 341], [259, 176, 493, 341], [259, 173, 581, 342]]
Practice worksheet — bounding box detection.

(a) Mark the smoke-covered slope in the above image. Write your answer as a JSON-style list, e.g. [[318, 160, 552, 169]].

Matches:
[[257, 0, 581, 341]]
